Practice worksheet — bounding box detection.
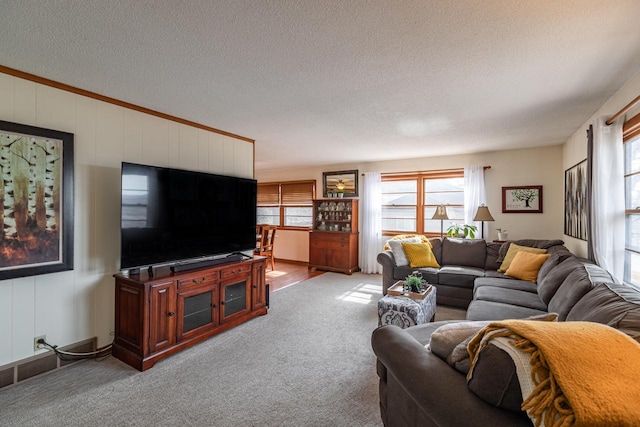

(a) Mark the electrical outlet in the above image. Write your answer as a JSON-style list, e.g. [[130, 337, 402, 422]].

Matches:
[[34, 335, 46, 351]]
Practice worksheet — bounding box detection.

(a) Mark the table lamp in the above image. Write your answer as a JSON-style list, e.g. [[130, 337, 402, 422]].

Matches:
[[432, 205, 449, 238], [473, 204, 495, 239]]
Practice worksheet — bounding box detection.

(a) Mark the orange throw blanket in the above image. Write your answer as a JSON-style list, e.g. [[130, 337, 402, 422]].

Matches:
[[467, 320, 640, 426]]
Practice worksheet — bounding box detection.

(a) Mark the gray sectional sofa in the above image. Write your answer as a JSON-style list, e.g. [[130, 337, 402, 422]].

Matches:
[[372, 240, 640, 426], [377, 237, 569, 308]]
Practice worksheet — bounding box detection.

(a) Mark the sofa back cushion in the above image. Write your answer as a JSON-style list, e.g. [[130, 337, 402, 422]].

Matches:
[[547, 263, 613, 320], [566, 282, 640, 343], [429, 238, 443, 265], [441, 238, 486, 269], [535, 253, 561, 284], [537, 256, 581, 304], [485, 242, 502, 271]]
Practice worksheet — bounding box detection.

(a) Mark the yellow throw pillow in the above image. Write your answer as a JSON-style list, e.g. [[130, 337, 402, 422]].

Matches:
[[504, 251, 551, 283], [498, 243, 547, 272], [401, 242, 440, 268]]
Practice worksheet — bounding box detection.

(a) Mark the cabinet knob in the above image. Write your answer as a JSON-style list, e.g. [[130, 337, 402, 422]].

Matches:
[[221, 301, 225, 305], [212, 303, 217, 308], [167, 312, 175, 317]]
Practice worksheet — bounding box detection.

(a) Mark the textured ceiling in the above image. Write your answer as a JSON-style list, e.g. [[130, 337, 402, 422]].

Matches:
[[1, 1, 640, 171]]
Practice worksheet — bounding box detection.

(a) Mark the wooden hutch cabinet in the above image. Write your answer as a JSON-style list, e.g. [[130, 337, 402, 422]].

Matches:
[[309, 198, 359, 274], [113, 257, 267, 371]]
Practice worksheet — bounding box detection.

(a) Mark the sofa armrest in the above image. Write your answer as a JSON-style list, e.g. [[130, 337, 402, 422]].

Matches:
[[377, 250, 398, 295], [371, 325, 531, 427]]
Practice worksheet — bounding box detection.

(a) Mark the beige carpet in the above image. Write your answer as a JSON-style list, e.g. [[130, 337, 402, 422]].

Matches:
[[0, 273, 466, 427]]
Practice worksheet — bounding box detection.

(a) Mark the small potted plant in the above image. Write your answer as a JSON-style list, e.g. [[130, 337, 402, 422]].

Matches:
[[496, 228, 508, 240], [404, 271, 426, 294], [446, 223, 478, 239]]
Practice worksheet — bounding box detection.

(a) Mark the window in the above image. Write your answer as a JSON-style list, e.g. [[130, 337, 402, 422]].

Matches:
[[257, 181, 315, 228], [382, 170, 464, 236], [625, 133, 640, 286]]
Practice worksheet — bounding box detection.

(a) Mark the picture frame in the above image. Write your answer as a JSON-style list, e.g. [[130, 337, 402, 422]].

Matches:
[[0, 120, 74, 280], [502, 185, 543, 213], [564, 159, 588, 240], [323, 170, 358, 198]]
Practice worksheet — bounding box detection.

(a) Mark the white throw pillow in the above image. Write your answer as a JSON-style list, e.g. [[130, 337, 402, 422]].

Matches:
[[387, 237, 421, 266]]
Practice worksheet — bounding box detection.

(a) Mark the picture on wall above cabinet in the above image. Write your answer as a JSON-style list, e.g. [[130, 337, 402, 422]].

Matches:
[[502, 185, 543, 213], [564, 159, 588, 240], [0, 120, 74, 280], [323, 170, 358, 198]]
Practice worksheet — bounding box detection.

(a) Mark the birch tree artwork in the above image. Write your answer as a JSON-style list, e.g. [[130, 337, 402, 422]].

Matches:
[[0, 130, 62, 268]]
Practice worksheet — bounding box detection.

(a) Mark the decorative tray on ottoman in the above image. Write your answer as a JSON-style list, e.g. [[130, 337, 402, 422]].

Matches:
[[387, 281, 433, 300]]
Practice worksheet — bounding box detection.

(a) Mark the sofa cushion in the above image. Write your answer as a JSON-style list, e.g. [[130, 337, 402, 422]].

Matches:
[[485, 242, 502, 271], [394, 265, 438, 284], [474, 277, 539, 294], [429, 238, 443, 265], [466, 300, 548, 321], [504, 251, 550, 283], [498, 243, 547, 272], [566, 282, 640, 343], [441, 238, 486, 269], [473, 286, 547, 311], [536, 256, 581, 304], [438, 266, 485, 288], [467, 343, 523, 413], [535, 253, 561, 284], [547, 264, 611, 321], [387, 237, 421, 266], [402, 242, 440, 268]]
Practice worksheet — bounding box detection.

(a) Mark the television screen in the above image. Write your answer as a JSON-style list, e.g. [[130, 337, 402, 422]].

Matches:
[[120, 162, 257, 270]]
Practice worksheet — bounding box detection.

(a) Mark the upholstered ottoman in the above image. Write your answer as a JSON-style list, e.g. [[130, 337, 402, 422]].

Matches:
[[377, 287, 437, 328]]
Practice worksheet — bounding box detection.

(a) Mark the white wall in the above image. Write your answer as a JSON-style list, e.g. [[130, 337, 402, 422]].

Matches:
[[257, 144, 564, 262], [563, 69, 640, 257], [0, 72, 254, 366]]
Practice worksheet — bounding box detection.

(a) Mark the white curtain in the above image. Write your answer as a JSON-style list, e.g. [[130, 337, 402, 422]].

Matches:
[[360, 172, 383, 274], [591, 116, 625, 282], [464, 165, 486, 236]]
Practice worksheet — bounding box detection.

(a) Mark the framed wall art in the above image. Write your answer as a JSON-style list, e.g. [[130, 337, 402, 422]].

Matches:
[[502, 185, 543, 213], [0, 120, 74, 280], [323, 170, 358, 198], [564, 159, 588, 240]]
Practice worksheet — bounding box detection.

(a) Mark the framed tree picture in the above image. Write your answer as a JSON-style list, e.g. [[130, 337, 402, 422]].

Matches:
[[0, 120, 74, 280], [502, 185, 543, 213]]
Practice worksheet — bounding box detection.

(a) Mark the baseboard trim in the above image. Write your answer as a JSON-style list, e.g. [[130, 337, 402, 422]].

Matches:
[[0, 337, 97, 390]]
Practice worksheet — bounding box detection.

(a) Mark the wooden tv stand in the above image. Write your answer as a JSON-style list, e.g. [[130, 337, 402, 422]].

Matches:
[[112, 257, 267, 371]]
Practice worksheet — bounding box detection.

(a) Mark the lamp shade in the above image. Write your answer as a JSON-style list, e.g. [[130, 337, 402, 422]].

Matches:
[[473, 205, 495, 222], [432, 205, 449, 220]]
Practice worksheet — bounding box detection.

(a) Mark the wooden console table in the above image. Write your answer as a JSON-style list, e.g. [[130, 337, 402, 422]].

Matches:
[[112, 257, 267, 371]]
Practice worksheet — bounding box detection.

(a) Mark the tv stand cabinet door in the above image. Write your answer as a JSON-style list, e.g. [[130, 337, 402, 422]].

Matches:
[[176, 283, 219, 341], [148, 281, 177, 354], [220, 273, 252, 323]]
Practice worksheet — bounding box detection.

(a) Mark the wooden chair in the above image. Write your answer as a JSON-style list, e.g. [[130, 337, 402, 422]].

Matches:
[[255, 225, 276, 271]]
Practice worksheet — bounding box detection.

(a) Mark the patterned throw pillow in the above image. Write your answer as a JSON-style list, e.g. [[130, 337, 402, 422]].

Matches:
[[401, 242, 440, 268]]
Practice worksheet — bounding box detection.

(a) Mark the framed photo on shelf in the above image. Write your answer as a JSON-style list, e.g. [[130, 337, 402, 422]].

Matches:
[[0, 120, 74, 280], [502, 185, 543, 213]]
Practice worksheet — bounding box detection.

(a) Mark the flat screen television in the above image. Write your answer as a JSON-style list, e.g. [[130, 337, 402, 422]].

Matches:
[[120, 162, 257, 270]]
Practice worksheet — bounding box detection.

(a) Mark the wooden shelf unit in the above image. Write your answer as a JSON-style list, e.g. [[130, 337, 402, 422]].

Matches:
[[309, 198, 359, 275], [113, 257, 267, 371]]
